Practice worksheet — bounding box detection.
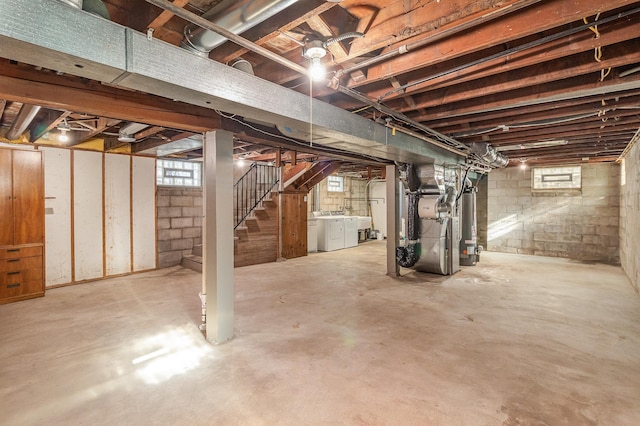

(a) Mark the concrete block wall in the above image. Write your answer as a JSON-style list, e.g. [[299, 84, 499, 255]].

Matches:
[[313, 176, 368, 216], [476, 175, 488, 249], [620, 142, 640, 291], [487, 163, 620, 265], [157, 187, 203, 268]]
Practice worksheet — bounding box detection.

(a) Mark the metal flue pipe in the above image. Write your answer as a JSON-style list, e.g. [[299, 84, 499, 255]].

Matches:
[[181, 0, 300, 57], [6, 104, 41, 140], [145, 0, 308, 75]]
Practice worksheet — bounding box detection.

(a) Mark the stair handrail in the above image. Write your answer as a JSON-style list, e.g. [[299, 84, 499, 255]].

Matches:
[[234, 162, 279, 229]]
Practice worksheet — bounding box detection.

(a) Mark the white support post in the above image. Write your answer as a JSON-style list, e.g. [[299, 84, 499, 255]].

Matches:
[[203, 130, 234, 344], [386, 164, 400, 276]]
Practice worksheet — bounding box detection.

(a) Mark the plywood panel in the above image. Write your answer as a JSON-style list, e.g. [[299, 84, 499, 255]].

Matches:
[[42, 147, 72, 286], [281, 193, 307, 259], [132, 156, 156, 271], [74, 150, 103, 281], [0, 149, 13, 246], [12, 150, 43, 245], [105, 154, 131, 276]]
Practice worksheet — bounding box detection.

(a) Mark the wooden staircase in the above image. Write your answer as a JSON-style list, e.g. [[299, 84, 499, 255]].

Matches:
[[182, 191, 278, 272]]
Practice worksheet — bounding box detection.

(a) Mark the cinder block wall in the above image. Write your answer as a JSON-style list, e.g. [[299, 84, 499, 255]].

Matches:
[[620, 142, 640, 291], [476, 175, 488, 249], [313, 176, 368, 215], [487, 163, 620, 265], [157, 187, 203, 268]]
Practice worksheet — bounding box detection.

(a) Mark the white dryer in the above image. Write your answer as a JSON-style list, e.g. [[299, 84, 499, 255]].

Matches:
[[316, 217, 345, 252]]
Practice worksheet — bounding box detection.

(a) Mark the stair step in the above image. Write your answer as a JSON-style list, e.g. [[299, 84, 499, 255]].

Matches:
[[192, 244, 202, 257], [182, 255, 202, 273]]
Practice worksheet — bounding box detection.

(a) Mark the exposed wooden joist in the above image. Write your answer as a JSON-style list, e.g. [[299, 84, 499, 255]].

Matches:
[[413, 73, 640, 121], [0, 61, 220, 132], [147, 0, 190, 31], [391, 41, 640, 112], [210, 0, 338, 64], [353, 0, 635, 88], [359, 18, 640, 105]]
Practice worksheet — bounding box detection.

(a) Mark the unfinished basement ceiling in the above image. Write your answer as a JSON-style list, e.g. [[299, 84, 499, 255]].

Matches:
[[1, 0, 639, 168]]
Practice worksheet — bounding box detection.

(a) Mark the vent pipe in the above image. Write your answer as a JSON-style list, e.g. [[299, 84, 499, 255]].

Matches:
[[180, 0, 300, 57], [6, 104, 41, 141]]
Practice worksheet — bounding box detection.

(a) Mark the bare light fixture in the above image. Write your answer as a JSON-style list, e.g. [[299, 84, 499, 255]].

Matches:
[[519, 159, 527, 170], [57, 119, 71, 143], [302, 38, 327, 82]]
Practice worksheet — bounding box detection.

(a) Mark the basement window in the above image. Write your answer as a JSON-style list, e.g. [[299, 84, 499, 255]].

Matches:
[[157, 160, 202, 187], [532, 165, 581, 190], [327, 175, 344, 192]]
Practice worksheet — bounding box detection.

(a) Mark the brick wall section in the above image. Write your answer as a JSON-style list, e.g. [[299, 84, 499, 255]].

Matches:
[[157, 187, 203, 268], [487, 163, 620, 265], [620, 142, 640, 291]]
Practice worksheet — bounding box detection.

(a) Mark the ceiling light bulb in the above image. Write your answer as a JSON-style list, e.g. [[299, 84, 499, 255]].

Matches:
[[58, 129, 69, 143], [520, 161, 527, 170], [309, 57, 326, 82]]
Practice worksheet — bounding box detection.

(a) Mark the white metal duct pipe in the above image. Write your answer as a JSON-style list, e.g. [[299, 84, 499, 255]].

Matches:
[[58, 0, 82, 8], [180, 0, 300, 57], [6, 104, 41, 140]]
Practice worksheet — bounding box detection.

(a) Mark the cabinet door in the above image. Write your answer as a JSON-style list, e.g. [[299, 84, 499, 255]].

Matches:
[[0, 149, 13, 246], [12, 150, 44, 245]]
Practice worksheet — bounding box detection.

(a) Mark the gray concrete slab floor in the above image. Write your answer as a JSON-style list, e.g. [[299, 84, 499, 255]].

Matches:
[[1, 241, 639, 425]]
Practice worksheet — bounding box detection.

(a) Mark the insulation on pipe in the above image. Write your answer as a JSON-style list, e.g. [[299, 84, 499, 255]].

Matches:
[[396, 164, 421, 268]]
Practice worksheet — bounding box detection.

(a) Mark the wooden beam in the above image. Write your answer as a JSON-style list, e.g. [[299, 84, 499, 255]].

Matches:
[[353, 0, 635, 88], [391, 41, 640, 111], [413, 73, 640, 122], [294, 161, 342, 191], [306, 15, 348, 62], [357, 17, 640, 105], [0, 61, 220, 132], [210, 0, 338, 63], [147, 0, 190, 31], [134, 126, 164, 140]]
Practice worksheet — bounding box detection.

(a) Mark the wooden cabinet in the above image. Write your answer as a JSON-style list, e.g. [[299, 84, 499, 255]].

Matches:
[[0, 148, 44, 304]]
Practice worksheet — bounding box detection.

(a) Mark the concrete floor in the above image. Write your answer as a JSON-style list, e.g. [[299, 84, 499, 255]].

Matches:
[[1, 241, 639, 425]]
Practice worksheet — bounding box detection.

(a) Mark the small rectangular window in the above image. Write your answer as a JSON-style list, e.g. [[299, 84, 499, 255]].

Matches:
[[157, 159, 202, 187], [327, 175, 344, 192], [532, 165, 581, 190]]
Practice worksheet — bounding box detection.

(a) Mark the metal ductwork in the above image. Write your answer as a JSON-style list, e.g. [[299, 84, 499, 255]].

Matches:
[[5, 104, 41, 140], [118, 122, 149, 142], [57, 0, 110, 19], [229, 58, 254, 75], [398, 164, 461, 275], [180, 0, 300, 57], [469, 143, 509, 168]]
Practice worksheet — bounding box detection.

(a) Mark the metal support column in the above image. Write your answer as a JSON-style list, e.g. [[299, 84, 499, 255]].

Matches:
[[386, 164, 400, 276], [203, 130, 234, 344]]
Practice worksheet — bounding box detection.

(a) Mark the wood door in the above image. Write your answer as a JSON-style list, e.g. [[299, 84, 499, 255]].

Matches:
[[281, 193, 307, 259], [0, 149, 13, 246], [12, 150, 44, 245]]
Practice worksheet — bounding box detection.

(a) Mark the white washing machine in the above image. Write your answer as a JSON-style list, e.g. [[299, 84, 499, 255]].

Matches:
[[344, 216, 359, 248], [316, 217, 345, 252]]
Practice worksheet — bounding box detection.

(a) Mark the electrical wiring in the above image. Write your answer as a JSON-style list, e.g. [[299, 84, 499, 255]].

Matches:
[[453, 112, 602, 137], [215, 109, 386, 162]]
